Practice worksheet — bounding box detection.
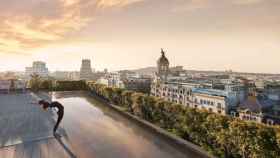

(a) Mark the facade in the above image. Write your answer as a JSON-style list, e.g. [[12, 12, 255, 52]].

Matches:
[[97, 73, 124, 88], [122, 77, 152, 93], [80, 59, 93, 80], [0, 80, 26, 93], [192, 92, 227, 115], [151, 82, 200, 102], [68, 71, 80, 80], [247, 80, 257, 96], [151, 81, 243, 115], [25, 67, 33, 77], [25, 61, 49, 78], [150, 48, 280, 120], [97, 72, 152, 93], [151, 49, 246, 115], [263, 83, 280, 101], [12, 80, 26, 92], [0, 80, 11, 93], [238, 96, 280, 125], [191, 88, 244, 115], [92, 71, 107, 81], [52, 71, 70, 80], [255, 80, 266, 90], [51, 71, 80, 80]]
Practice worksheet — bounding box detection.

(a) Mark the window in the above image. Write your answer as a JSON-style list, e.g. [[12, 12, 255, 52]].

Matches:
[[217, 103, 222, 109], [209, 108, 213, 112], [200, 100, 203, 104], [210, 101, 214, 106], [267, 119, 274, 125], [194, 105, 198, 108], [231, 112, 236, 117], [218, 110, 221, 114]]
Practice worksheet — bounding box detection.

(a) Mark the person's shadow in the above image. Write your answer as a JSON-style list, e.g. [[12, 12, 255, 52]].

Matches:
[[55, 134, 77, 158]]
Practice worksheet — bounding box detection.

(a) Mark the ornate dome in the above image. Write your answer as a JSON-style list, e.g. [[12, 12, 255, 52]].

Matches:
[[157, 48, 169, 65]]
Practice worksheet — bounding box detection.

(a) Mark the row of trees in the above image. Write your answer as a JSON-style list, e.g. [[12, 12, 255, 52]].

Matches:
[[55, 80, 88, 91], [89, 83, 280, 158], [29, 74, 87, 91]]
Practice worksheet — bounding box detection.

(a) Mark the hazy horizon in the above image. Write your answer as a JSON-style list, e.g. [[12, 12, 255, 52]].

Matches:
[[0, 0, 279, 73]]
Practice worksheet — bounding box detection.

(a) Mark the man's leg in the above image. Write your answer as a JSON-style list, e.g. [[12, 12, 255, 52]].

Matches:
[[53, 111, 64, 135]]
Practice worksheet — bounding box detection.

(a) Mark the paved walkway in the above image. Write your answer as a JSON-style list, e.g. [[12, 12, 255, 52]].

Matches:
[[0, 91, 209, 158]]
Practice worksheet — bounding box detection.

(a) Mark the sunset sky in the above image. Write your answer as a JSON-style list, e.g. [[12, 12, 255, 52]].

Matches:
[[0, 0, 279, 73]]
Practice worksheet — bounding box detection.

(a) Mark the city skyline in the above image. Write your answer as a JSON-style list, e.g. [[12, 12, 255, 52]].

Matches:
[[0, 0, 280, 73]]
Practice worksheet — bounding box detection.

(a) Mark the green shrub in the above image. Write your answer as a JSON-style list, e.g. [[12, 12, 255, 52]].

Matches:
[[54, 80, 87, 91]]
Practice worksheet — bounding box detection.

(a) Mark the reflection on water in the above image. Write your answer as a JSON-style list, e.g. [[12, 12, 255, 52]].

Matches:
[[52, 91, 191, 158]]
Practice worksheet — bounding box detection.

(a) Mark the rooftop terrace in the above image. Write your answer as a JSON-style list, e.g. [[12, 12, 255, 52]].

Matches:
[[0, 91, 209, 158]]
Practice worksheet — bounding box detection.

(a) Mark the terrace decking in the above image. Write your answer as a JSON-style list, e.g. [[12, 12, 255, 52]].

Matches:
[[0, 137, 70, 158], [0, 93, 71, 158]]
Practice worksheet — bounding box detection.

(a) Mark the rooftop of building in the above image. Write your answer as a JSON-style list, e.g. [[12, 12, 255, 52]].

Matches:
[[238, 95, 280, 114], [192, 88, 228, 97]]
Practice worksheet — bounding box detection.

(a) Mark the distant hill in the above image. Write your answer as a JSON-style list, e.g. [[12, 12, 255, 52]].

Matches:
[[127, 67, 280, 77], [131, 67, 157, 75]]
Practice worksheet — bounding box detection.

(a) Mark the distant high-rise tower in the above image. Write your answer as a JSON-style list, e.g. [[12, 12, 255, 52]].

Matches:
[[25, 61, 49, 78], [80, 59, 93, 80], [157, 49, 169, 81]]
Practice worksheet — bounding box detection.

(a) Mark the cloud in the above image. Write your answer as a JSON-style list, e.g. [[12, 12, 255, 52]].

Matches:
[[171, 0, 268, 12], [170, 0, 208, 12], [231, 0, 263, 5], [96, 0, 144, 8], [0, 0, 143, 54]]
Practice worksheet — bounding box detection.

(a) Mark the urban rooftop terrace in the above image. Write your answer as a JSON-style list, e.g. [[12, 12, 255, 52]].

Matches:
[[0, 91, 210, 158]]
